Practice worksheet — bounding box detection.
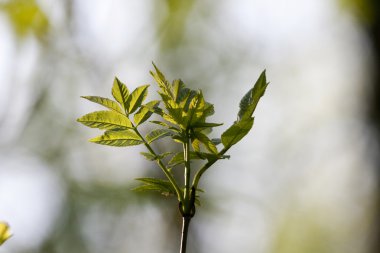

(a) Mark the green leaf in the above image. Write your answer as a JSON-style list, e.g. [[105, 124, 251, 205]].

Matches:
[[172, 79, 186, 103], [191, 138, 201, 152], [171, 134, 185, 144], [90, 130, 143, 146], [168, 152, 185, 167], [140, 152, 157, 161], [151, 63, 167, 86], [220, 70, 267, 149], [112, 77, 129, 111], [150, 63, 174, 99], [195, 152, 230, 162], [140, 152, 172, 161], [221, 117, 254, 148], [134, 100, 160, 126], [150, 120, 170, 127], [203, 102, 215, 117], [81, 96, 124, 114], [158, 152, 172, 159], [149, 121, 181, 134], [133, 177, 177, 197], [151, 107, 182, 127], [168, 151, 206, 167], [126, 85, 149, 114], [192, 131, 218, 154], [0, 222, 11, 245], [146, 129, 173, 144], [184, 91, 204, 126], [181, 90, 198, 112], [238, 70, 268, 121], [192, 122, 223, 128], [77, 110, 132, 130]]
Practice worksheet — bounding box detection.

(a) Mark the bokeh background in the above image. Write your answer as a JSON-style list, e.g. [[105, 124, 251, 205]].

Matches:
[[0, 0, 379, 252]]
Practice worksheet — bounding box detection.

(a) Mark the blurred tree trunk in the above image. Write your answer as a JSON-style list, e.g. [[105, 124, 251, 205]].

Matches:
[[363, 1, 380, 253]]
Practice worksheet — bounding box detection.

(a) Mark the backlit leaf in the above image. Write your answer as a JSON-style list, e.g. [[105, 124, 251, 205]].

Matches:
[[90, 130, 143, 146], [77, 110, 132, 130], [140, 152, 172, 161], [0, 222, 11, 245], [112, 77, 129, 111], [81, 96, 123, 114], [151, 63, 173, 99], [163, 113, 181, 126], [126, 85, 149, 114], [191, 138, 201, 152], [172, 79, 186, 103], [193, 131, 218, 154], [165, 107, 183, 126], [221, 117, 254, 148], [146, 129, 173, 144], [181, 90, 197, 112], [192, 122, 223, 129], [238, 70, 268, 121], [133, 177, 177, 197], [134, 100, 160, 126], [194, 152, 230, 162], [150, 120, 170, 127], [168, 152, 206, 168], [203, 102, 215, 117], [140, 152, 157, 161]]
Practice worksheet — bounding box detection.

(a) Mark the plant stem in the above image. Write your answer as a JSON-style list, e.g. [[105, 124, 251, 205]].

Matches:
[[183, 133, 191, 212], [180, 216, 191, 253], [192, 146, 230, 189], [132, 124, 184, 203]]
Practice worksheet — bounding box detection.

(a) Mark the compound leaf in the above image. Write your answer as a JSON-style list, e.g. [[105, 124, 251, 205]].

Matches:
[[77, 110, 132, 130]]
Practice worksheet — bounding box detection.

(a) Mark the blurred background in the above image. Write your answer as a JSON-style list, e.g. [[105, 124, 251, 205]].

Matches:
[[0, 0, 379, 252]]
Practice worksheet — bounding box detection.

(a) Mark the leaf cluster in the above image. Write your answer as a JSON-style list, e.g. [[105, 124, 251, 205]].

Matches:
[[77, 64, 268, 214]]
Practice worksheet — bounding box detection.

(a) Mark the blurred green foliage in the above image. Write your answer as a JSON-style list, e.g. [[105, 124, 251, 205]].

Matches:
[[0, 0, 374, 252], [155, 0, 196, 50], [340, 0, 379, 24], [0, 0, 49, 39]]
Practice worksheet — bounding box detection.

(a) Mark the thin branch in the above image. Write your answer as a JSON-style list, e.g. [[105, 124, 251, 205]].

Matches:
[[133, 124, 184, 203], [192, 146, 230, 189], [180, 217, 191, 253], [183, 132, 191, 212]]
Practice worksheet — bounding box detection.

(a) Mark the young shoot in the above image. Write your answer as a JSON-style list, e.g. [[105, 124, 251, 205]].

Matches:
[[77, 64, 268, 253]]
